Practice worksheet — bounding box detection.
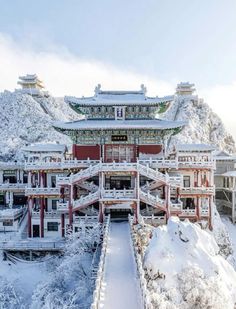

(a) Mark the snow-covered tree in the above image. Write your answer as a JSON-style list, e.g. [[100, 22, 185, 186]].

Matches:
[[31, 223, 102, 309]]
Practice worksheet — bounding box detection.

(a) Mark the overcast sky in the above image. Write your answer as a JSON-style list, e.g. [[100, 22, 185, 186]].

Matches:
[[0, 0, 236, 140]]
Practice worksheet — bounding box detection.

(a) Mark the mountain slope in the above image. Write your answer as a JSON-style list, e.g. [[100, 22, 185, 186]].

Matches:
[[0, 91, 78, 160], [162, 94, 235, 153]]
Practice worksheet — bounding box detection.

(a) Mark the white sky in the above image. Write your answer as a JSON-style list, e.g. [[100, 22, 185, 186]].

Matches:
[[0, 0, 235, 140]]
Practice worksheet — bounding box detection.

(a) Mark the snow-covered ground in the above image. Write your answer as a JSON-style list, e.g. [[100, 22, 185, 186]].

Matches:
[[134, 216, 236, 309], [0, 223, 101, 309], [0, 257, 49, 308], [222, 216, 236, 263], [100, 222, 142, 309]]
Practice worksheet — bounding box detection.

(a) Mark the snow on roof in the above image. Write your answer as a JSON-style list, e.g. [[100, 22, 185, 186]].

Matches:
[[54, 119, 187, 131], [65, 84, 174, 106], [22, 143, 66, 153], [222, 171, 236, 177], [176, 144, 216, 152], [213, 150, 236, 161], [18, 74, 42, 82]]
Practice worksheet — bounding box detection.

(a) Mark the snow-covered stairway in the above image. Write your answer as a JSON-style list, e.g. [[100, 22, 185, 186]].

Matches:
[[99, 221, 142, 309]]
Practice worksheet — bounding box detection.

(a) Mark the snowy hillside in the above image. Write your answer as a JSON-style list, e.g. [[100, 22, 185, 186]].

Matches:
[[139, 217, 236, 309], [0, 91, 78, 160], [162, 94, 236, 153]]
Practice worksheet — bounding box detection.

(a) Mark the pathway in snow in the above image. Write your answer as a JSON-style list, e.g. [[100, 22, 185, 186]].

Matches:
[[100, 221, 142, 309]]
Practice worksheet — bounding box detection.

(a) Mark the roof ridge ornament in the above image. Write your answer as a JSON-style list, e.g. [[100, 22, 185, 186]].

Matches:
[[94, 84, 101, 96], [140, 84, 147, 95]]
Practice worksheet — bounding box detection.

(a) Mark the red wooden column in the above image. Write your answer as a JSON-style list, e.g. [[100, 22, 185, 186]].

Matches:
[[61, 213, 65, 237], [40, 197, 45, 237], [177, 187, 180, 200], [165, 185, 170, 222], [196, 196, 200, 220], [68, 185, 73, 229], [28, 197, 32, 238], [209, 196, 213, 230]]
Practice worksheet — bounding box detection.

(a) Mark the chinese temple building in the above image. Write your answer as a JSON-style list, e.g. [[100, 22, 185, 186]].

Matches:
[[30, 84, 216, 237]]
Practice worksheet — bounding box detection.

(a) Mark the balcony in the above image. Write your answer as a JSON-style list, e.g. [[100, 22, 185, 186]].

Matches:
[[180, 186, 215, 195], [25, 187, 60, 196], [0, 183, 26, 192], [138, 158, 178, 169], [56, 176, 71, 186], [57, 201, 69, 212], [180, 208, 196, 216], [200, 209, 209, 216], [101, 189, 136, 200], [170, 200, 183, 211], [178, 160, 215, 169], [169, 175, 183, 187], [24, 159, 100, 170], [32, 211, 62, 218]]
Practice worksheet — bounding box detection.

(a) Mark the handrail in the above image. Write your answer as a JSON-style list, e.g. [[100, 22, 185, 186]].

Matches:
[[91, 215, 110, 309], [0, 207, 24, 219], [0, 240, 65, 250], [128, 215, 153, 309], [25, 187, 60, 195]]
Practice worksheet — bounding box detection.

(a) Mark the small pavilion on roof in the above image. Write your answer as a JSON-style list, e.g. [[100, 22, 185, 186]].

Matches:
[[17, 74, 49, 97]]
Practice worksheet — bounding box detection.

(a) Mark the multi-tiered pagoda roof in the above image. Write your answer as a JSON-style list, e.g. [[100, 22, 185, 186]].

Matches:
[[54, 85, 186, 138]]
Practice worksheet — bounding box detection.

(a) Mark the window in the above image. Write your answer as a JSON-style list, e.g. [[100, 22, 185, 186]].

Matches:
[[52, 200, 58, 210], [47, 222, 58, 231], [3, 220, 13, 226], [183, 176, 191, 187], [182, 198, 195, 209], [51, 175, 56, 188]]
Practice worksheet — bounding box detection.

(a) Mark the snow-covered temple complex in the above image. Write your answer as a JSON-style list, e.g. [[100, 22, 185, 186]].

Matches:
[[0, 84, 219, 238]]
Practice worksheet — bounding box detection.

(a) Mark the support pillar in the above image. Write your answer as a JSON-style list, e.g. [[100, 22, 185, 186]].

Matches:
[[28, 197, 33, 238], [209, 195, 213, 230], [28, 171, 32, 188], [136, 171, 140, 223], [232, 190, 235, 224], [9, 192, 13, 208], [60, 187, 65, 202], [61, 213, 65, 237], [165, 185, 170, 222], [40, 197, 44, 238], [99, 202, 104, 223], [196, 196, 200, 220], [133, 203, 138, 225], [68, 185, 73, 229]]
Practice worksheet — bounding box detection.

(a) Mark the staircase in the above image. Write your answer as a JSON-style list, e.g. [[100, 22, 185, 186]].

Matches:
[[71, 163, 101, 184], [77, 180, 98, 192], [137, 162, 168, 184], [73, 190, 100, 210], [139, 189, 166, 210]]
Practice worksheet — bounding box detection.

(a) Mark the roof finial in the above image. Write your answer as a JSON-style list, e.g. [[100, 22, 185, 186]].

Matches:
[[94, 84, 101, 95], [140, 84, 147, 94]]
